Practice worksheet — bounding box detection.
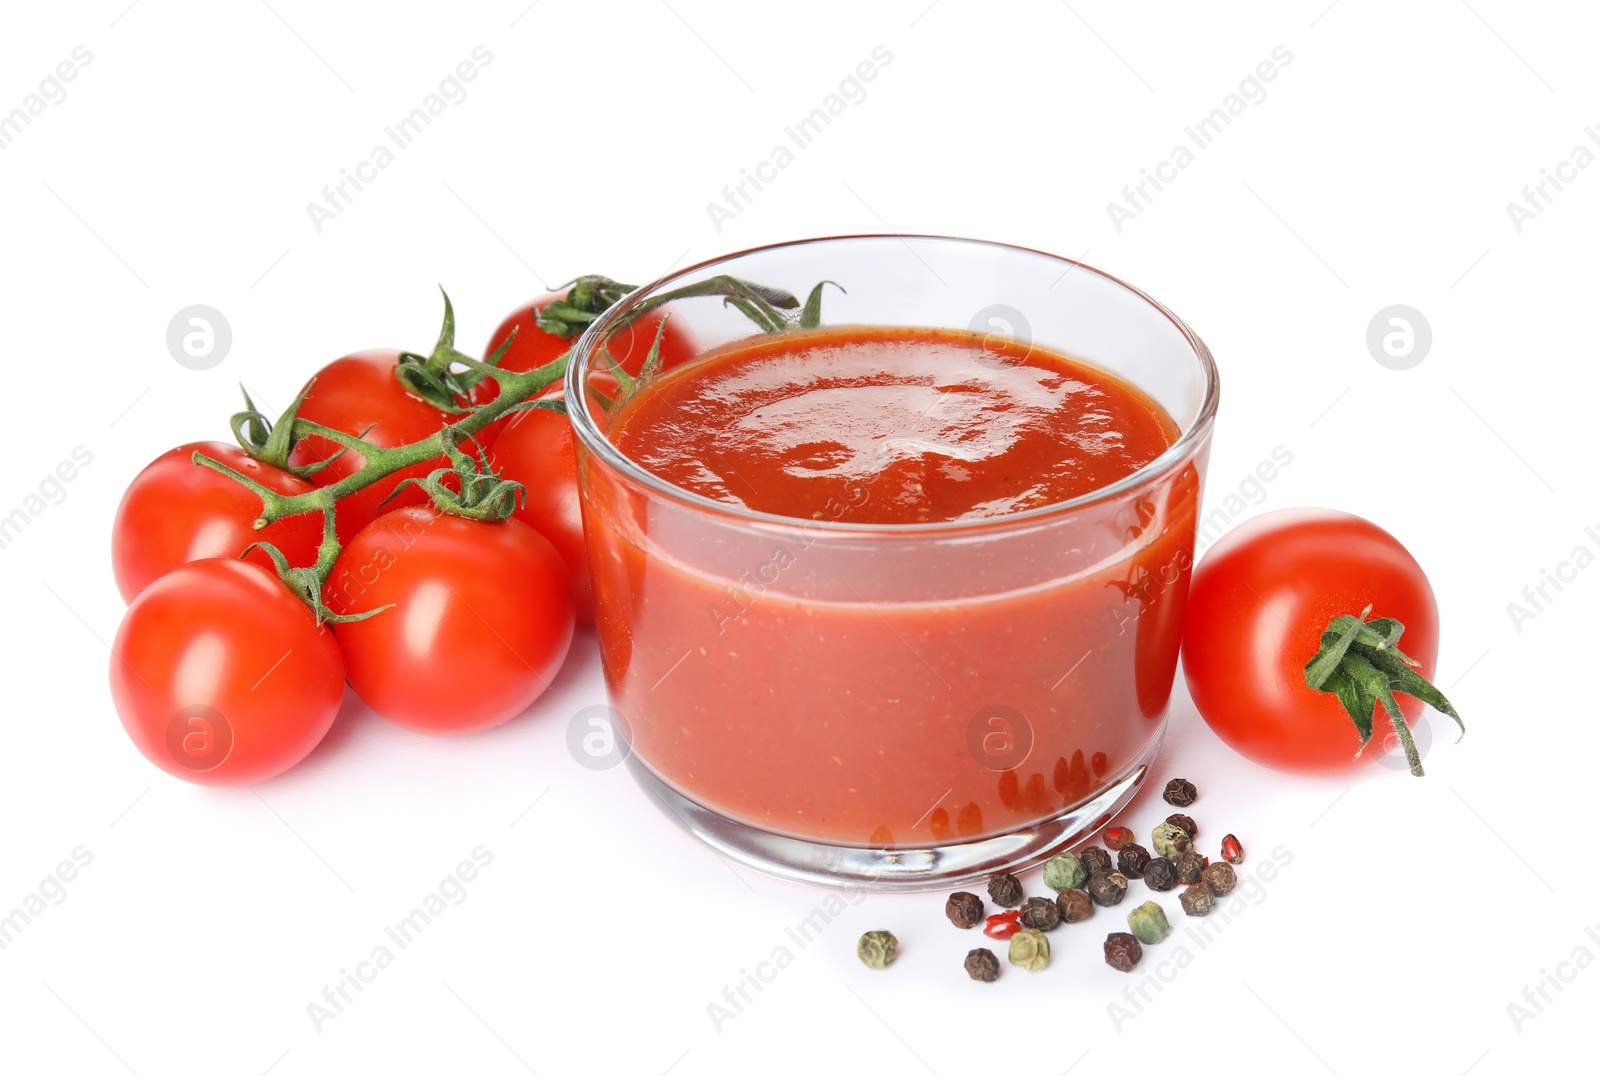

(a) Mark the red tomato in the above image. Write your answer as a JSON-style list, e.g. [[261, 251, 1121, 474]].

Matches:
[[112, 442, 324, 603], [1180, 509, 1440, 774], [109, 559, 346, 785], [474, 289, 697, 445], [484, 395, 593, 623], [324, 507, 574, 735], [288, 349, 460, 542]]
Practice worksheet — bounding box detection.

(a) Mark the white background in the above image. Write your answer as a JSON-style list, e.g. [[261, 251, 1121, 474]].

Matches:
[[1, 1, 1594, 1073]]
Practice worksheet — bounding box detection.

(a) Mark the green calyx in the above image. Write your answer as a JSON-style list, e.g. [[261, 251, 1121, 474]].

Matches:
[[535, 275, 639, 339], [385, 428, 527, 523], [394, 287, 518, 411], [1302, 605, 1465, 776]]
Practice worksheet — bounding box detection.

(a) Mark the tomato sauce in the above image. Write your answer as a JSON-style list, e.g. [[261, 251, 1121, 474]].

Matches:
[[585, 326, 1199, 846]]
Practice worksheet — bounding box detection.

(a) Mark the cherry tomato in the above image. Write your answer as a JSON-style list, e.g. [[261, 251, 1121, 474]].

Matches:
[[110, 559, 345, 785], [324, 507, 575, 735], [287, 349, 460, 542], [1180, 509, 1439, 774], [111, 442, 323, 603], [484, 394, 593, 623], [474, 288, 697, 445]]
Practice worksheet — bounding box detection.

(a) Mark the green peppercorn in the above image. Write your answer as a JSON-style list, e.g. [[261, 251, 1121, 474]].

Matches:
[[964, 947, 1000, 982], [1151, 821, 1193, 862], [1175, 849, 1207, 886], [857, 930, 898, 969], [1117, 843, 1151, 877], [1142, 856, 1178, 892], [1087, 869, 1128, 907], [987, 871, 1024, 908], [1057, 887, 1093, 923], [1201, 862, 1237, 896], [1165, 813, 1198, 839], [1042, 851, 1089, 892], [945, 891, 984, 929], [1179, 882, 1214, 917], [1080, 846, 1113, 874], [1126, 901, 1171, 945], [1103, 931, 1143, 972], [1008, 927, 1051, 971], [1163, 778, 1198, 807]]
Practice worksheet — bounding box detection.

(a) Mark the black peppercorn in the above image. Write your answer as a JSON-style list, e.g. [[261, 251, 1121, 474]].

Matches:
[[1020, 895, 1062, 932], [1175, 849, 1207, 886], [1142, 856, 1178, 892], [1117, 843, 1152, 878], [987, 871, 1024, 908], [1080, 847, 1113, 874], [1087, 870, 1129, 907], [1165, 813, 1198, 839], [1179, 882, 1215, 917], [1103, 931, 1143, 972], [1163, 778, 1198, 807], [1201, 862, 1237, 896], [964, 947, 1000, 982], [1057, 887, 1093, 923], [945, 891, 984, 929]]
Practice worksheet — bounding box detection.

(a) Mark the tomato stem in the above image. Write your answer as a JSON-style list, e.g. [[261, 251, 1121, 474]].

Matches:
[[1302, 608, 1465, 776]]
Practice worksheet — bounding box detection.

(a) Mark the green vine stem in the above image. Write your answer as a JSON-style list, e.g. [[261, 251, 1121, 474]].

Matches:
[[1302, 605, 1465, 776], [191, 273, 816, 621]]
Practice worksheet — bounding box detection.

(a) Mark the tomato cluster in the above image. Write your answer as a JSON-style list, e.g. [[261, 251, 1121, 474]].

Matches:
[[108, 284, 680, 786]]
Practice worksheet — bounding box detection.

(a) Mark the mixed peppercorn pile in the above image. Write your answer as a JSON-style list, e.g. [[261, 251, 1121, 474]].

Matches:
[[855, 778, 1247, 979]]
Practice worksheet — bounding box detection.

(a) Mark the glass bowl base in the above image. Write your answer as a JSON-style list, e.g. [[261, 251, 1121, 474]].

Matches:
[[625, 729, 1165, 892]]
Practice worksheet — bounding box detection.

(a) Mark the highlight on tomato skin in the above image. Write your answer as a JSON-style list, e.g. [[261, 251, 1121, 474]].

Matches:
[[111, 441, 323, 604], [1179, 508, 1445, 775], [322, 507, 576, 736], [108, 559, 346, 787]]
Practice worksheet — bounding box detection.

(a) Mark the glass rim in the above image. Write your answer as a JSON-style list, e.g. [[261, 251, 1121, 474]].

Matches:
[[565, 233, 1220, 535]]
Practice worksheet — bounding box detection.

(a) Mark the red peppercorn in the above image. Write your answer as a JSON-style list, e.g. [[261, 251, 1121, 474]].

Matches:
[[983, 910, 1023, 940], [1103, 826, 1135, 850], [1221, 834, 1243, 864]]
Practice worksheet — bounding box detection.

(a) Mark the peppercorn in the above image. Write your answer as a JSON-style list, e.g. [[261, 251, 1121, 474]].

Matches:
[[1142, 856, 1178, 892], [857, 930, 898, 969], [1008, 927, 1051, 971], [1201, 862, 1237, 896], [987, 871, 1024, 908], [1087, 870, 1129, 907], [1020, 895, 1062, 932], [1042, 851, 1089, 892], [1103, 931, 1143, 972], [1175, 849, 1207, 886], [1080, 846, 1113, 874], [964, 947, 1000, 982], [1117, 843, 1152, 878], [1103, 826, 1135, 850], [1221, 833, 1243, 864], [1126, 901, 1171, 945], [1151, 822, 1192, 862], [1179, 882, 1214, 917], [1165, 813, 1198, 839], [945, 891, 984, 930], [1057, 887, 1093, 923], [1163, 778, 1198, 807]]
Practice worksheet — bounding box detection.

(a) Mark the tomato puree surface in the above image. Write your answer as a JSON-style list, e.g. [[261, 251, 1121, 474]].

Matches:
[[610, 327, 1175, 524], [585, 326, 1199, 847]]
